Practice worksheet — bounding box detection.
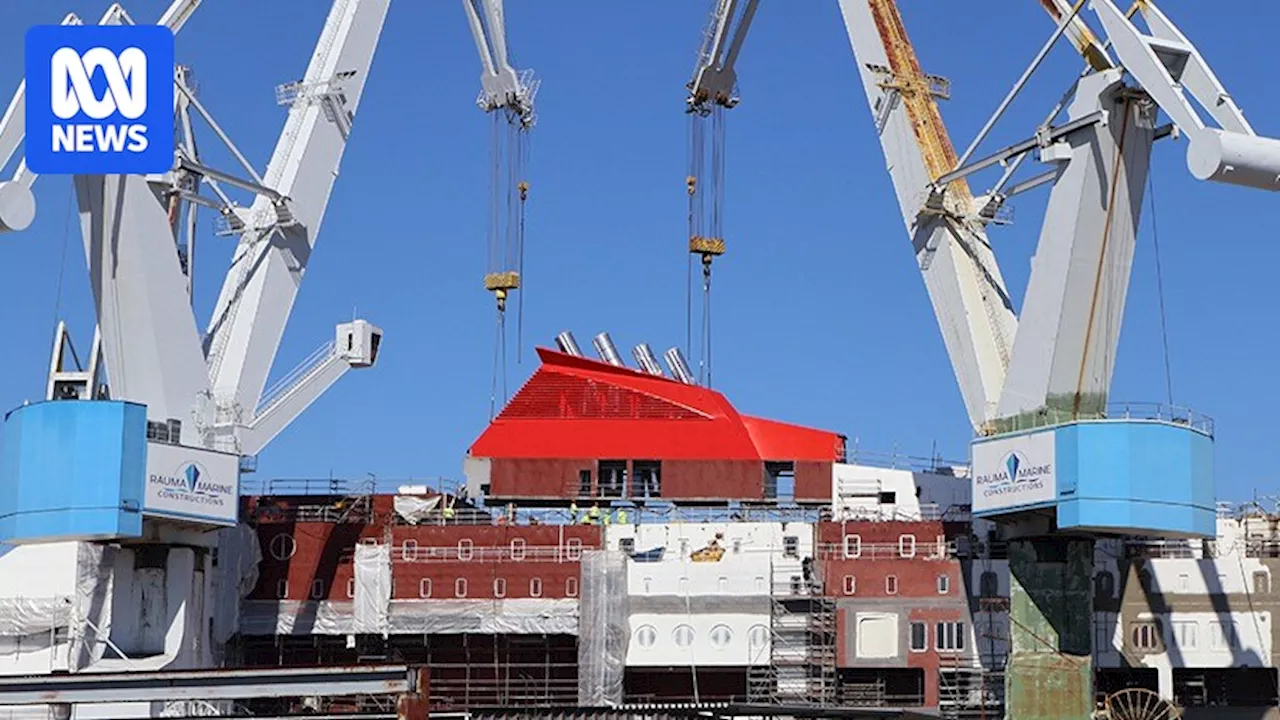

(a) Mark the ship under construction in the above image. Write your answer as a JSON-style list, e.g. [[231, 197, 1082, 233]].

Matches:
[[1, 1, 1279, 719]]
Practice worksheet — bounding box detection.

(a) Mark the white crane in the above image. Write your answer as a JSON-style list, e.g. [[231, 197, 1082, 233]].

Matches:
[[0, 0, 390, 460], [836, 0, 1280, 434]]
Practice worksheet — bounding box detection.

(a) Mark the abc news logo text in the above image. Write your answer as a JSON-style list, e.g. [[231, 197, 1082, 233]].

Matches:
[[25, 25, 174, 174]]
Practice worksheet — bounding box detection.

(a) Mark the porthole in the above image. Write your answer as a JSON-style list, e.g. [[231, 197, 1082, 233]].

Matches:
[[636, 625, 658, 648], [269, 534, 296, 561], [710, 624, 732, 648], [673, 624, 695, 647]]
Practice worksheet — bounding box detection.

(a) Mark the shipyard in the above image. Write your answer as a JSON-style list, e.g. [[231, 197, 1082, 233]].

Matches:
[[0, 1, 1277, 719]]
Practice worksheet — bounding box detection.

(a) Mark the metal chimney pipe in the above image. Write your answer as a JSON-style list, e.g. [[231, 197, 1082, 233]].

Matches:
[[592, 332, 625, 367], [632, 343, 665, 376], [663, 347, 696, 385], [555, 331, 583, 357]]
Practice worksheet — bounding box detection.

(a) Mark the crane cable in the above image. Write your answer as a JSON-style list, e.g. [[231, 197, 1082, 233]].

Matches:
[[1146, 170, 1174, 407], [485, 108, 530, 415], [686, 105, 727, 387]]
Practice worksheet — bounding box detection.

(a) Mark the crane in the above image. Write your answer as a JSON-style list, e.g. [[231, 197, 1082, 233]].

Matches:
[[840, 0, 1280, 436], [684, 0, 759, 385], [0, 0, 390, 459], [464, 0, 537, 410], [838, 1, 1280, 716]]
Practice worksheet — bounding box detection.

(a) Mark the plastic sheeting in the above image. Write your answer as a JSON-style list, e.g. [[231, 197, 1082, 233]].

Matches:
[[212, 524, 262, 645], [353, 543, 392, 636], [0, 597, 71, 637], [393, 495, 441, 524], [577, 550, 629, 707], [70, 541, 117, 671], [239, 598, 580, 636]]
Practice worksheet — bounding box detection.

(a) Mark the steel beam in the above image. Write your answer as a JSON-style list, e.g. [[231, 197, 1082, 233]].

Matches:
[[0, 665, 420, 706]]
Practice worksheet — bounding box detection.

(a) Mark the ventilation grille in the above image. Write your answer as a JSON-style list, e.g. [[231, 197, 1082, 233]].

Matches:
[[499, 372, 711, 421]]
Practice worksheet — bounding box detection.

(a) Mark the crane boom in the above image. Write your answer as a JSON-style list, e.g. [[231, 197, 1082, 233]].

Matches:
[[203, 0, 392, 442], [837, 0, 1017, 430]]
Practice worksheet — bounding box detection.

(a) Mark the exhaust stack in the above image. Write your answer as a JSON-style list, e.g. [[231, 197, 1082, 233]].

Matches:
[[632, 343, 665, 376], [555, 331, 583, 357], [663, 347, 696, 385], [592, 332, 625, 367]]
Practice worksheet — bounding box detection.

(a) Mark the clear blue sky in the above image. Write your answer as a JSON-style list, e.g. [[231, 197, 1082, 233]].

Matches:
[[0, 1, 1276, 502]]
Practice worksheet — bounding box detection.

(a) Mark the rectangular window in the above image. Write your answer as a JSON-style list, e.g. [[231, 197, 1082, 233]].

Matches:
[[346, 578, 356, 599], [910, 622, 927, 652], [843, 575, 856, 595], [619, 537, 635, 555], [455, 578, 468, 598], [494, 578, 506, 598], [937, 574, 950, 594], [311, 579, 324, 599], [566, 538, 583, 561], [878, 491, 897, 504], [598, 460, 627, 498], [510, 538, 526, 561], [899, 535, 917, 558], [276, 579, 289, 599], [1172, 621, 1196, 649], [843, 534, 862, 559], [936, 622, 965, 651], [886, 575, 898, 595], [790, 575, 804, 595], [1210, 621, 1239, 649], [530, 578, 543, 597], [458, 539, 474, 561], [1254, 571, 1270, 594], [783, 536, 799, 558], [419, 578, 432, 598], [578, 469, 592, 497], [401, 539, 418, 562], [632, 460, 662, 498], [566, 577, 579, 597]]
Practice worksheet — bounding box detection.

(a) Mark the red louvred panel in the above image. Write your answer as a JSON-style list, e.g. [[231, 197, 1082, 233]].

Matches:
[[500, 372, 711, 421]]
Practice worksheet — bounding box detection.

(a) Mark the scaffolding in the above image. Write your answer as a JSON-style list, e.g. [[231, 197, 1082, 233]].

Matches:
[[747, 567, 837, 705]]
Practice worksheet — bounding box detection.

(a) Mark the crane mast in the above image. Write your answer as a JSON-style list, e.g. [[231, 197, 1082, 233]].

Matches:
[[684, 0, 758, 386]]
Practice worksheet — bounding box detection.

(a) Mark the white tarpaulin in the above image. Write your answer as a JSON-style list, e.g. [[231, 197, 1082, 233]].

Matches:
[[393, 495, 441, 525], [239, 599, 580, 636], [577, 550, 629, 707], [213, 524, 263, 645], [353, 543, 392, 635]]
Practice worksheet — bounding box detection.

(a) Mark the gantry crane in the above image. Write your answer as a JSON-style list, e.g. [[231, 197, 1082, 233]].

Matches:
[[684, 0, 758, 385]]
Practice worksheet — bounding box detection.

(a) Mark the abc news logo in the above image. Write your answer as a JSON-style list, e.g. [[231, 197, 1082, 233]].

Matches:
[[51, 46, 149, 153], [25, 25, 173, 174]]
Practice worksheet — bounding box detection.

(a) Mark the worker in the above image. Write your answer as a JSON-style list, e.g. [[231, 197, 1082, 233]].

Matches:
[[442, 504, 455, 525], [617, 508, 629, 525], [569, 501, 579, 523], [602, 511, 612, 526], [588, 503, 601, 524]]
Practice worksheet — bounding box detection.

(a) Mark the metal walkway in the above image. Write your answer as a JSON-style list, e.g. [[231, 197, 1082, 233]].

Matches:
[[0, 664, 423, 705]]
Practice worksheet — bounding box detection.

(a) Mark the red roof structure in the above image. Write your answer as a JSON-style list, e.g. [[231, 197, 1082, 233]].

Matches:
[[470, 348, 845, 462]]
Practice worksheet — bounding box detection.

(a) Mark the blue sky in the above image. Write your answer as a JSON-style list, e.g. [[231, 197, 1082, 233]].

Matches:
[[0, 1, 1276, 502]]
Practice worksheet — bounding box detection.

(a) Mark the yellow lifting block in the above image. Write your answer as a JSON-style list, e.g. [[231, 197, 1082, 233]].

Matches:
[[688, 235, 726, 257], [484, 271, 521, 292]]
